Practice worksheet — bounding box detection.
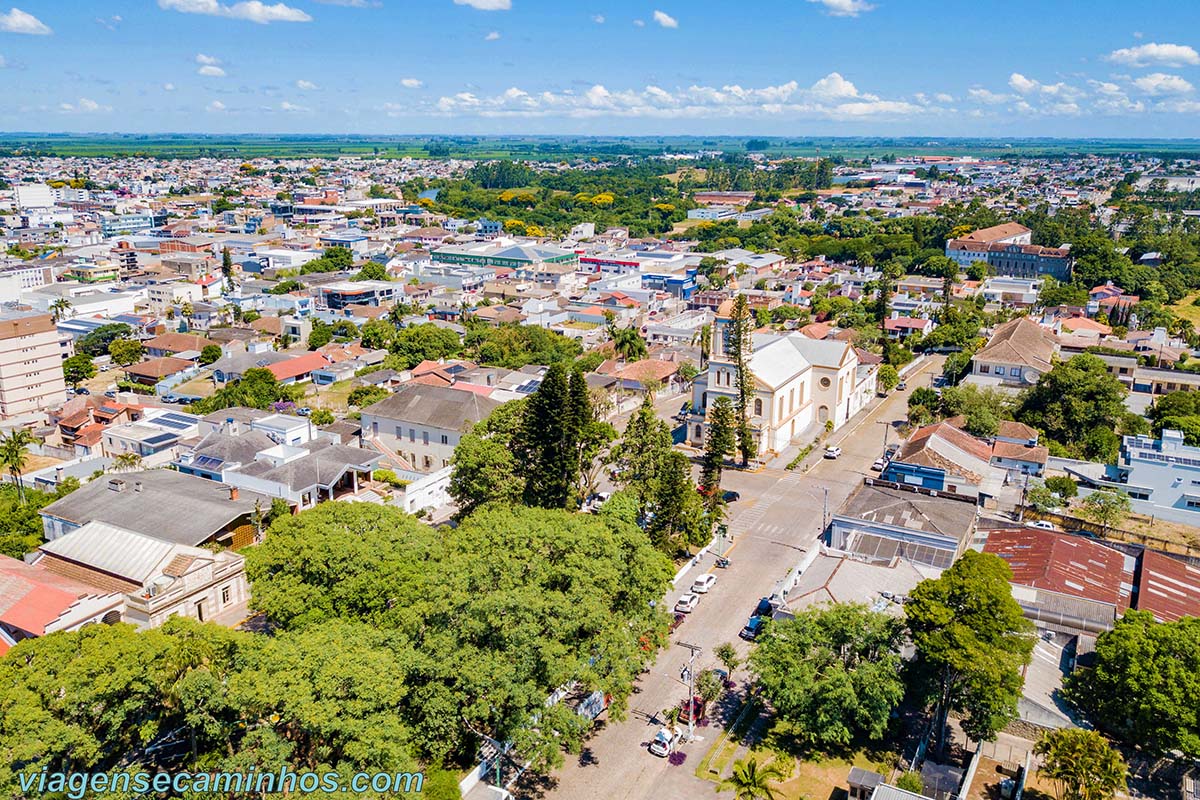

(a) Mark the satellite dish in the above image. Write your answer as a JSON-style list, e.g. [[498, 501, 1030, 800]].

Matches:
[[1022, 368, 1039, 384]]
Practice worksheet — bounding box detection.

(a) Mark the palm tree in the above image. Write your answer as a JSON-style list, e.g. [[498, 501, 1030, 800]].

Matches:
[[696, 323, 712, 368], [49, 298, 73, 322], [113, 452, 144, 472], [717, 757, 788, 800], [0, 429, 36, 505]]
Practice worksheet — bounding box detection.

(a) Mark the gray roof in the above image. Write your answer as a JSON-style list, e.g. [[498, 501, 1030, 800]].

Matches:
[[40, 470, 271, 546], [361, 383, 502, 431], [39, 521, 176, 585], [233, 440, 379, 493], [841, 484, 978, 543], [209, 350, 291, 376], [189, 429, 277, 468], [201, 407, 271, 426], [870, 785, 929, 800]]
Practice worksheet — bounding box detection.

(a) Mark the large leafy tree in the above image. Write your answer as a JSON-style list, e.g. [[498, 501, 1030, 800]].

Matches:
[[905, 551, 1034, 752], [751, 603, 905, 748], [246, 501, 672, 770], [449, 399, 527, 516], [77, 323, 132, 357], [1016, 354, 1127, 461], [107, 338, 144, 367], [1064, 610, 1200, 757], [62, 354, 96, 388], [189, 367, 303, 415], [1034, 728, 1127, 800]]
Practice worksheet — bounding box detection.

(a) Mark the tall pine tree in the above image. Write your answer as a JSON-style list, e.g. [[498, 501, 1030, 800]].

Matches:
[[614, 395, 674, 517], [728, 295, 756, 465], [700, 396, 736, 512], [519, 362, 577, 508], [221, 247, 235, 293]]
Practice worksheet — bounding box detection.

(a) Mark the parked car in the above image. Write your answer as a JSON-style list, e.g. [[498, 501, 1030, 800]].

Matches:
[[104, 389, 117, 399], [897, 381, 908, 390], [870, 458, 887, 471], [740, 615, 766, 641], [679, 695, 707, 724], [296, 406, 312, 417], [752, 597, 776, 618], [669, 612, 687, 633], [885, 443, 899, 458], [75, 387, 90, 395], [648, 726, 681, 757], [824, 446, 842, 459], [691, 573, 717, 594], [162, 394, 178, 404], [723, 490, 741, 502], [1028, 520, 1058, 531], [675, 593, 700, 613]]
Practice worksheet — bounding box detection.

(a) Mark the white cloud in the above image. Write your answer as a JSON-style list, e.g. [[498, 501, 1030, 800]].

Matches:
[[806, 0, 874, 17], [400, 77, 423, 88], [280, 100, 310, 112], [592, 14, 604, 23], [198, 64, 226, 77], [484, 30, 500, 40], [296, 79, 318, 90], [431, 74, 926, 120], [96, 15, 122, 30], [1133, 72, 1195, 96], [632, 18, 645, 26], [163, 82, 176, 91], [158, 0, 311, 24], [1008, 73, 1039, 94], [934, 92, 954, 103], [0, 7, 51, 34], [652, 10, 677, 28], [452, 0, 510, 9], [206, 100, 226, 112], [196, 53, 221, 65], [312, 0, 379, 6], [1106, 42, 1200, 67], [60, 97, 111, 113], [968, 87, 1015, 105]]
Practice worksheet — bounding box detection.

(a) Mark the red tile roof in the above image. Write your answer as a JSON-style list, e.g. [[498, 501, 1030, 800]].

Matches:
[[266, 352, 329, 381], [0, 555, 105, 637]]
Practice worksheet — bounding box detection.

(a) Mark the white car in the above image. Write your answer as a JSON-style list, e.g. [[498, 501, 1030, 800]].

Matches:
[[870, 458, 887, 471], [824, 446, 842, 459], [675, 593, 700, 613], [648, 726, 681, 757], [691, 573, 717, 594], [1028, 520, 1058, 531]]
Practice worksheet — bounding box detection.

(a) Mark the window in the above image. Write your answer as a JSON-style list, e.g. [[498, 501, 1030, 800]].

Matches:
[[409, 428, 416, 442], [695, 424, 703, 439], [980, 364, 990, 374], [221, 586, 231, 605], [422, 431, 429, 445], [440, 434, 448, 445], [819, 377, 831, 389], [753, 398, 763, 416]]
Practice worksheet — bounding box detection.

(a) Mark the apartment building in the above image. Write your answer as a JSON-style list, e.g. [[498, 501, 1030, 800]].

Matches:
[[0, 313, 68, 420]]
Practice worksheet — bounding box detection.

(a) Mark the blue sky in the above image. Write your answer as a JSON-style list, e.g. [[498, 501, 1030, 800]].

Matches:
[[3, 0, 1200, 137]]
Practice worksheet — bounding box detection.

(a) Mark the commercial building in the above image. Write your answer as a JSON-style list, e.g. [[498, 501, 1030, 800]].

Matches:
[[0, 313, 68, 420]]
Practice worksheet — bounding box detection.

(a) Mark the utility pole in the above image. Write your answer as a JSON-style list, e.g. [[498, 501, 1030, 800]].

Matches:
[[823, 486, 829, 531], [878, 420, 891, 449], [678, 641, 703, 743]]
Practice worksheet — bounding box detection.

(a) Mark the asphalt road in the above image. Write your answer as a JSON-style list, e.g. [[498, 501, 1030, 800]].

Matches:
[[537, 356, 946, 800]]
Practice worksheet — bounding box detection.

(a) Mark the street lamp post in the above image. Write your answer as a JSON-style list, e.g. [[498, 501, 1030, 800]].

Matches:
[[678, 641, 703, 743]]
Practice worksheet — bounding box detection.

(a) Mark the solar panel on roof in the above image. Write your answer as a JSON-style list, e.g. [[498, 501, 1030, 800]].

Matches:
[[143, 433, 177, 446], [192, 455, 225, 470], [153, 413, 197, 431], [515, 380, 540, 394]]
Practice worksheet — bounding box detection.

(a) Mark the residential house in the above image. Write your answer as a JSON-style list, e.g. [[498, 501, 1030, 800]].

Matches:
[[969, 316, 1058, 387], [360, 383, 503, 472], [0, 554, 124, 655]]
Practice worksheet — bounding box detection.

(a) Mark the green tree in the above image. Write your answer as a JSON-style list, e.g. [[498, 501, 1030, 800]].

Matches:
[[107, 337, 144, 366], [353, 261, 390, 282], [1045, 476, 1077, 500], [189, 367, 303, 415], [310, 408, 334, 425], [62, 353, 96, 388], [519, 363, 581, 509], [389, 323, 463, 369], [751, 603, 905, 748], [1024, 481, 1059, 513], [221, 246, 235, 292], [614, 395, 674, 516], [199, 344, 222, 365], [699, 396, 737, 512], [0, 429, 36, 506], [647, 450, 707, 552], [348, 385, 391, 408], [1077, 489, 1131, 535], [716, 756, 788, 800], [307, 320, 333, 350], [715, 642, 740, 677], [905, 551, 1035, 752], [1016, 355, 1127, 461], [728, 295, 756, 465], [449, 400, 527, 516], [359, 318, 396, 350], [608, 323, 648, 362], [1064, 611, 1200, 756], [1034, 728, 1127, 800], [877, 364, 900, 393]]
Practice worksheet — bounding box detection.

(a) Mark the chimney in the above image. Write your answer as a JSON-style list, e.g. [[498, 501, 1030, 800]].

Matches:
[[228, 486, 239, 501]]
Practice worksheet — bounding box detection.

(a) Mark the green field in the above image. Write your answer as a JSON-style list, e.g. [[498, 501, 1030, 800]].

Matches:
[[5, 133, 1200, 161]]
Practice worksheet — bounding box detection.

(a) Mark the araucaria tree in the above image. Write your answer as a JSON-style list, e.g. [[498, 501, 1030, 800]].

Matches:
[[727, 295, 756, 465], [613, 394, 674, 518], [905, 551, 1034, 752], [700, 395, 736, 512], [519, 363, 604, 509]]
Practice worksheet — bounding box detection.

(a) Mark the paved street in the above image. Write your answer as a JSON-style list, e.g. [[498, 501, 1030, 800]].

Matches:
[[537, 356, 946, 800]]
